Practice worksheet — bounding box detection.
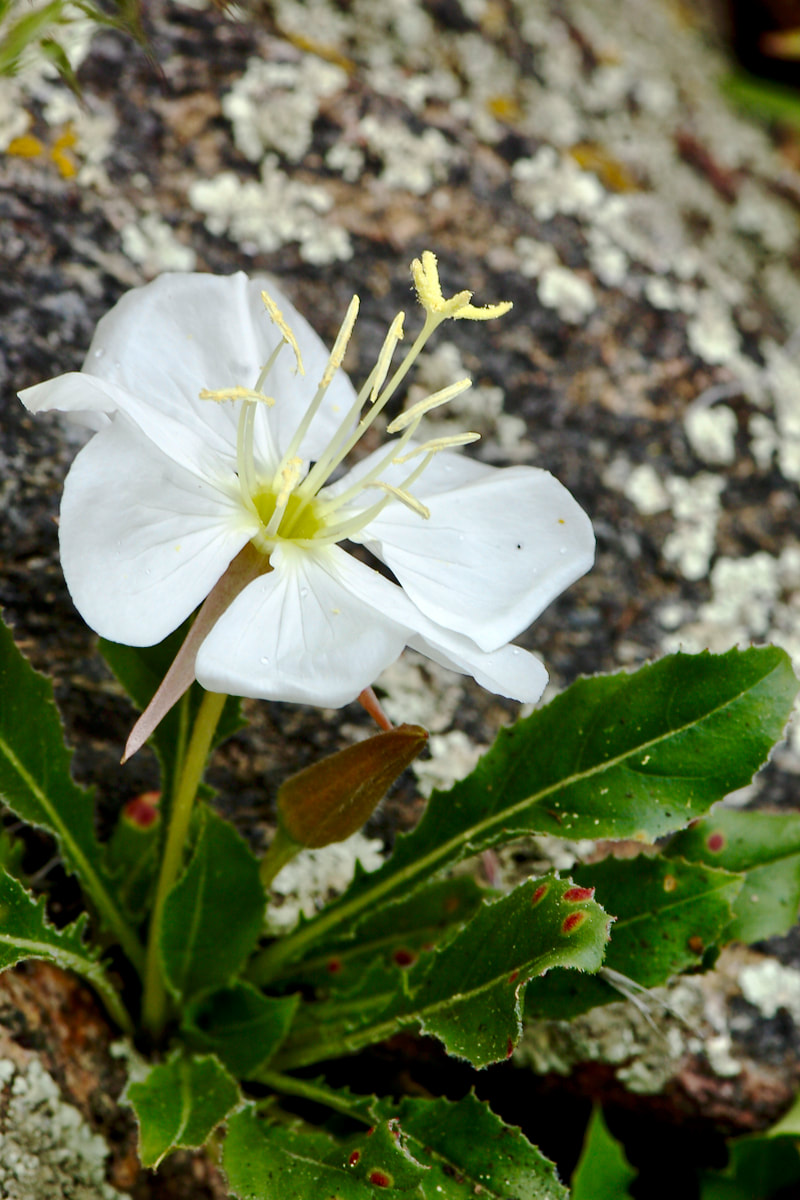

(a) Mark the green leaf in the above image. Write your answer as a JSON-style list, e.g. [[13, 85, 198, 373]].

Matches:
[[99, 628, 243, 803], [332, 1120, 429, 1194], [160, 806, 264, 1002], [0, 864, 131, 1032], [126, 1050, 240, 1169], [223, 1106, 391, 1200], [275, 876, 609, 1070], [182, 982, 298, 1077], [570, 1108, 636, 1200], [526, 855, 742, 1020], [249, 1077, 569, 1200], [722, 71, 800, 133], [369, 1092, 568, 1200], [256, 648, 796, 979], [700, 1138, 800, 1200], [669, 810, 800, 943], [0, 613, 143, 968], [272, 875, 489, 990], [0, 0, 63, 74]]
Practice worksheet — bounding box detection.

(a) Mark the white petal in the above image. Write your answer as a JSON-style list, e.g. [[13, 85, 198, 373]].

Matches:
[[195, 544, 411, 706], [60, 418, 257, 645], [407, 631, 548, 704], [81, 272, 357, 463], [22, 372, 239, 483], [361, 462, 595, 652]]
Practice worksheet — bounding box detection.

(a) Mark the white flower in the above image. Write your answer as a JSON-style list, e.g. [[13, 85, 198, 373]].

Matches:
[[19, 256, 594, 717]]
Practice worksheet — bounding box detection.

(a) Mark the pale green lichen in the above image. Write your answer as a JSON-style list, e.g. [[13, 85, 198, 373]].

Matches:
[[0, 1057, 121, 1200]]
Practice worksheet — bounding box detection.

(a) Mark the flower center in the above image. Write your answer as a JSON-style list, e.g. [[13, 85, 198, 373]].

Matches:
[[251, 486, 324, 542]]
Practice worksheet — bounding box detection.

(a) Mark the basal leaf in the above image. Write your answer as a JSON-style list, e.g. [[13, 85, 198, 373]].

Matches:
[[0, 613, 142, 968], [258, 648, 796, 978], [223, 1105, 403, 1200], [247, 1078, 568, 1200], [269, 876, 489, 990], [525, 855, 742, 1020], [669, 810, 800, 943], [369, 1092, 568, 1200], [99, 628, 243, 802], [0, 864, 131, 1032], [160, 806, 264, 1002], [570, 1108, 636, 1200], [182, 982, 298, 1077], [275, 876, 609, 1070], [126, 1050, 240, 1169]]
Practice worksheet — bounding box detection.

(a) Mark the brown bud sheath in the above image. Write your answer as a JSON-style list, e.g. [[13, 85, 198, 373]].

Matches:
[[277, 724, 428, 849]]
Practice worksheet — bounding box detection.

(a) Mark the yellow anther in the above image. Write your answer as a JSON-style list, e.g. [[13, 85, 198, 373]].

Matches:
[[367, 481, 430, 520], [199, 386, 275, 405], [370, 312, 405, 403], [261, 290, 305, 375], [386, 378, 472, 433], [321, 295, 360, 389], [452, 298, 513, 321], [411, 249, 512, 321], [393, 432, 481, 463]]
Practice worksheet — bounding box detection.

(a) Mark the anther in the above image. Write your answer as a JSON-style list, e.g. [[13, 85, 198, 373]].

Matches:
[[199, 386, 275, 405], [386, 378, 472, 433], [261, 290, 305, 376]]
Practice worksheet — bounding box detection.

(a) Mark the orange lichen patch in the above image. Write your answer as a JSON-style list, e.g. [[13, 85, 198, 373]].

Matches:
[[282, 30, 355, 73], [487, 94, 522, 122], [51, 125, 78, 179], [6, 134, 44, 158], [569, 142, 639, 192]]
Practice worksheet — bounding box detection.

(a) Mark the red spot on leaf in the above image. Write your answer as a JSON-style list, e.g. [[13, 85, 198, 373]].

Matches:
[[444, 895, 461, 913], [392, 947, 416, 967], [327, 958, 343, 975], [706, 832, 725, 853], [349, 1150, 361, 1166], [506, 1037, 515, 1059], [562, 886, 595, 903], [531, 884, 548, 905], [688, 935, 704, 955], [508, 970, 519, 984], [562, 911, 586, 934], [123, 791, 161, 828], [368, 1170, 393, 1187]]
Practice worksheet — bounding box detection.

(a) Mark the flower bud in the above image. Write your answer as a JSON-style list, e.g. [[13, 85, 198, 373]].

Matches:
[[277, 724, 428, 849]]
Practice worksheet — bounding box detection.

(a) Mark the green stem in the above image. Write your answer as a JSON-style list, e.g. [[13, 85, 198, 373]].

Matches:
[[141, 689, 227, 1037], [256, 1069, 372, 1123]]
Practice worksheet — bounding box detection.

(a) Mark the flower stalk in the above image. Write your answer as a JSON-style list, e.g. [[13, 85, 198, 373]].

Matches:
[[142, 688, 228, 1037]]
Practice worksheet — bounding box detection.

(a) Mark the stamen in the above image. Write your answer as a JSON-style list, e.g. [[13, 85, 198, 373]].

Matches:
[[386, 378, 472, 433], [392, 432, 481, 462], [236, 402, 259, 516], [370, 312, 405, 403], [199, 386, 275, 405], [321, 295, 360, 389], [274, 295, 360, 483], [365, 481, 430, 519], [261, 289, 305, 375]]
